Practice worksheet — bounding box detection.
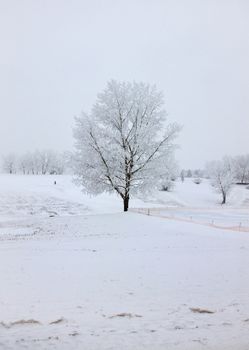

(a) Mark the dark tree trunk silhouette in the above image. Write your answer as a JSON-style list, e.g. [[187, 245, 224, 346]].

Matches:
[[123, 195, 129, 212]]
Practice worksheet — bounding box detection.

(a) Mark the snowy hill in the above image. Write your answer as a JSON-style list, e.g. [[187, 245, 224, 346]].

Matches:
[[1, 174, 248, 230], [0, 175, 248, 222], [142, 178, 249, 208]]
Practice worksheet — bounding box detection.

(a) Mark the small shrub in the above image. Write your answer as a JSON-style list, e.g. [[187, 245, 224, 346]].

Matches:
[[193, 178, 202, 184], [161, 180, 174, 192]]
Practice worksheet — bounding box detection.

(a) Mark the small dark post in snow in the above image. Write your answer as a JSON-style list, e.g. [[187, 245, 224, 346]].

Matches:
[[54, 180, 56, 185]]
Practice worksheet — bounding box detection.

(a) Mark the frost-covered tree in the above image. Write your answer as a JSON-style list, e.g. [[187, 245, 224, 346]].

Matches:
[[193, 169, 204, 178], [38, 150, 51, 175], [73, 80, 180, 211], [233, 154, 249, 184], [62, 151, 74, 172], [160, 156, 179, 191], [186, 169, 192, 177], [18, 153, 33, 174], [48, 152, 65, 174], [206, 157, 235, 204], [180, 170, 185, 182], [30, 151, 41, 174], [2, 153, 17, 174]]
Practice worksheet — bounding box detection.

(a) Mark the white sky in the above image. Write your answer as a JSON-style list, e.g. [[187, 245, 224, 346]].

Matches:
[[0, 0, 248, 168]]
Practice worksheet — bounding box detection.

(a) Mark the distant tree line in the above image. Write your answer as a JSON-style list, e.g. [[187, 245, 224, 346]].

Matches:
[[180, 169, 205, 180], [2, 150, 70, 175]]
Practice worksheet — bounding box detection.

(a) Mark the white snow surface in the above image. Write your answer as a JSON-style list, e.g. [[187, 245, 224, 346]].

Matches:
[[0, 175, 249, 349]]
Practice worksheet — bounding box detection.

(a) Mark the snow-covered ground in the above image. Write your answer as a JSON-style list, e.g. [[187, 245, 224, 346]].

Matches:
[[0, 175, 249, 349], [135, 179, 249, 231]]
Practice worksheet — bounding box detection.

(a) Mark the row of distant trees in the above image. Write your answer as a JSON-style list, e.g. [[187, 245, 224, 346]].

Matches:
[[2, 150, 70, 175], [181, 155, 249, 184], [180, 169, 205, 179]]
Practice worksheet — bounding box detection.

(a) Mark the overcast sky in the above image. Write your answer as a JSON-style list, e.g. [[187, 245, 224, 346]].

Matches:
[[0, 0, 248, 168]]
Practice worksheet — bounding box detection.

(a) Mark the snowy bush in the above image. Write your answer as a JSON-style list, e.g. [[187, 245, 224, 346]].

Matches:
[[161, 180, 174, 192], [193, 177, 202, 184]]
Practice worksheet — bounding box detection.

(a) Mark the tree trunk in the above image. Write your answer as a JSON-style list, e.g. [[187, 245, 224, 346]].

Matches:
[[123, 195, 129, 212], [221, 191, 226, 204], [242, 173, 245, 184]]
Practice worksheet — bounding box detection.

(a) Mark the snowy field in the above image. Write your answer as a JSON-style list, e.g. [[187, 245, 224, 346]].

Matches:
[[0, 175, 249, 349]]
